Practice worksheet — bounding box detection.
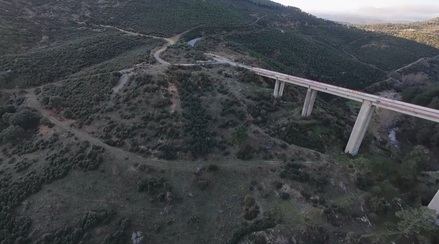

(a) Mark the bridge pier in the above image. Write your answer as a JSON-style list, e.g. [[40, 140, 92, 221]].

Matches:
[[302, 88, 318, 117], [345, 101, 375, 156], [279, 80, 285, 97], [273, 79, 285, 98], [428, 190, 439, 213]]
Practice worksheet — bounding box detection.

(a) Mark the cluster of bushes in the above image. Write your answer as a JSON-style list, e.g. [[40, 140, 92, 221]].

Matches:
[[228, 19, 438, 89], [95, 74, 182, 158], [358, 147, 428, 193], [40, 73, 118, 123], [348, 146, 439, 242], [238, 70, 264, 85], [350, 207, 439, 243], [137, 177, 173, 203], [92, 0, 252, 36], [0, 139, 105, 242], [0, 32, 151, 88], [231, 126, 249, 145], [402, 84, 439, 109], [14, 158, 36, 173], [103, 218, 131, 244], [274, 152, 438, 242], [220, 99, 247, 127], [101, 121, 136, 147], [178, 72, 215, 158], [247, 92, 279, 126], [0, 17, 40, 56], [345, 34, 438, 71], [397, 85, 439, 153], [3, 129, 58, 156], [279, 161, 328, 191], [228, 28, 387, 89], [0, 106, 41, 145], [362, 19, 439, 49], [236, 144, 255, 160], [273, 111, 351, 153], [34, 209, 116, 244], [242, 195, 260, 220]]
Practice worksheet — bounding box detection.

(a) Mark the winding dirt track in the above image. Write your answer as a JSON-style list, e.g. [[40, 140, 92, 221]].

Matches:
[[2, 25, 225, 166], [100, 25, 198, 66], [1, 25, 246, 167], [2, 24, 298, 170], [23, 91, 280, 170]]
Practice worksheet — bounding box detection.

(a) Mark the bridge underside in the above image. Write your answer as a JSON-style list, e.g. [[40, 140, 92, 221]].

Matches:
[[273, 80, 374, 156], [265, 68, 439, 215]]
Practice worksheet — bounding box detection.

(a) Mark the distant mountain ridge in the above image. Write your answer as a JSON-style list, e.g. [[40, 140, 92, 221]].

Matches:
[[361, 17, 439, 48]]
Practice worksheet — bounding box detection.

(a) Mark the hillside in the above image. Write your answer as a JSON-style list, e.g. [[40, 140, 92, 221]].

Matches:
[[362, 18, 439, 49], [1, 0, 439, 243], [365, 55, 439, 157], [1, 0, 438, 89]]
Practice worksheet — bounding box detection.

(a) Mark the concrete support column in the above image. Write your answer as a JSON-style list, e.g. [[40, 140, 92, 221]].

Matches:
[[273, 79, 280, 98], [301, 88, 318, 117], [273, 79, 286, 98], [428, 190, 439, 213], [345, 100, 374, 156], [278, 81, 286, 97]]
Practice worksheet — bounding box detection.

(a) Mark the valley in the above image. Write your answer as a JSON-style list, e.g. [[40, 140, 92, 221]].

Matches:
[[0, 0, 439, 243]]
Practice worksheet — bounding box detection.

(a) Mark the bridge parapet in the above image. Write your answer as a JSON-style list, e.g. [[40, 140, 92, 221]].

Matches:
[[254, 67, 439, 123]]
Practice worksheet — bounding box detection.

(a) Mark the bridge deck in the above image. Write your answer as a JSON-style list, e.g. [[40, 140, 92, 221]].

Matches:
[[250, 67, 439, 123]]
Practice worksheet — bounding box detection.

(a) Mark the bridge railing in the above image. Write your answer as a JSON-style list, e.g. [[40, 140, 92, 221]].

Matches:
[[251, 67, 439, 123], [210, 53, 439, 213]]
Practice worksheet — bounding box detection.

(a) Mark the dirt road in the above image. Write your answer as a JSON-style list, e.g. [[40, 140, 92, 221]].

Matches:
[[101, 25, 198, 66], [23, 90, 280, 170]]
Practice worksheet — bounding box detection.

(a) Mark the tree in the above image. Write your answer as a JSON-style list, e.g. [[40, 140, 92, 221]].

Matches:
[[396, 207, 437, 238], [0, 125, 25, 144], [9, 109, 41, 130], [231, 125, 248, 145], [398, 146, 430, 189]]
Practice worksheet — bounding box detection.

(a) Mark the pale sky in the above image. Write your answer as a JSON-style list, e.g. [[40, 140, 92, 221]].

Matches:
[[273, 0, 439, 23]]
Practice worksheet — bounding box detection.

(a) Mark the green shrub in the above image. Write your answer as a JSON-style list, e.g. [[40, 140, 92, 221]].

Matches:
[[236, 144, 255, 160], [0, 125, 25, 144], [0, 32, 153, 88], [397, 146, 430, 189], [178, 73, 215, 158], [159, 144, 178, 160], [9, 109, 41, 130], [396, 207, 437, 238], [231, 126, 249, 145]]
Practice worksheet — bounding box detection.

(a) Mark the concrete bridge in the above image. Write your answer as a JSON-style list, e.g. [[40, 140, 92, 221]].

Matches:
[[253, 66, 439, 213], [209, 53, 439, 212], [208, 53, 439, 155], [252, 67, 439, 156]]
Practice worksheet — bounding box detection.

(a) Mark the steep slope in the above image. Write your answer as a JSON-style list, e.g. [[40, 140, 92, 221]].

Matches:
[[1, 0, 438, 89], [224, 18, 438, 88], [1, 1, 439, 243], [366, 55, 439, 156], [2, 63, 438, 244]]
